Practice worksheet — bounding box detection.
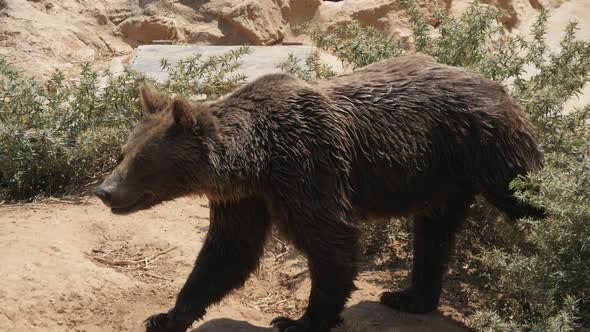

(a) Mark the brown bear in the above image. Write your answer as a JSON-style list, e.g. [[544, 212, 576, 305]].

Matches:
[[95, 53, 545, 332]]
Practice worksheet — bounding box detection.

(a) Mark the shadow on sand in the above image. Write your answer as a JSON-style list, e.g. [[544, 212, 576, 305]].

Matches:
[[192, 301, 468, 332]]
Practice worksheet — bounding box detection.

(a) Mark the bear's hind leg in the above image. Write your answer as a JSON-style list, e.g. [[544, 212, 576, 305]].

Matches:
[[380, 194, 473, 314]]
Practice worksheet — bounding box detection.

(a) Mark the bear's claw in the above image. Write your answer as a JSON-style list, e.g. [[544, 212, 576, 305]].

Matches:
[[144, 309, 192, 332], [145, 312, 170, 332], [271, 316, 307, 332]]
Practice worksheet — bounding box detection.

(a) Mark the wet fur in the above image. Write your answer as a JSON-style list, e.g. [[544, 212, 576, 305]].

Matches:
[[125, 54, 545, 332]]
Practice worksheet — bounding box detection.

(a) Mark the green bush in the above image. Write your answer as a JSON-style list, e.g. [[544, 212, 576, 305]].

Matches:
[[160, 46, 250, 97], [299, 23, 404, 68], [0, 46, 250, 200], [294, 3, 590, 330], [278, 50, 336, 81]]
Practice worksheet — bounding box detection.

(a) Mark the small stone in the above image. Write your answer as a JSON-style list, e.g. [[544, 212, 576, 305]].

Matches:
[[95, 10, 109, 25], [188, 25, 226, 45]]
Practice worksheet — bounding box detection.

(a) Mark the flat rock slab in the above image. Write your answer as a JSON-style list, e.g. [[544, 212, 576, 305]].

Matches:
[[192, 302, 467, 332], [131, 45, 344, 83]]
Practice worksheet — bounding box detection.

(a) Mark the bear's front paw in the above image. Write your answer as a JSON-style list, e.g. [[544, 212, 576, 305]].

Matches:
[[271, 316, 309, 332], [380, 289, 438, 314], [144, 309, 193, 332]]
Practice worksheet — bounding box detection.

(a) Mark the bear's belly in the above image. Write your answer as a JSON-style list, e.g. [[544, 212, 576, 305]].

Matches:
[[352, 190, 435, 220], [350, 176, 469, 221]]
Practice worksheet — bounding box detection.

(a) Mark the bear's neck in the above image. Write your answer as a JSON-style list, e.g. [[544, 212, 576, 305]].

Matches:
[[199, 109, 268, 202]]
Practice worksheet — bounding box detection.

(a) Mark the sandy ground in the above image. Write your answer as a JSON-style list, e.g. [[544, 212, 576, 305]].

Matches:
[[0, 196, 468, 332]]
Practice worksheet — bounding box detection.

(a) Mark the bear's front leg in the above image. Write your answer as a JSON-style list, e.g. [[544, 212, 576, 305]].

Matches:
[[146, 198, 270, 332], [271, 214, 360, 332]]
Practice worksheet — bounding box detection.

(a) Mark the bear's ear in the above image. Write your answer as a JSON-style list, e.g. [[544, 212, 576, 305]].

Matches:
[[139, 83, 169, 114], [172, 96, 196, 128], [172, 97, 218, 139]]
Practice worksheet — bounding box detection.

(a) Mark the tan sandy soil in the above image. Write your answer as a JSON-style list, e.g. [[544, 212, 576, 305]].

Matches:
[[0, 197, 469, 332]]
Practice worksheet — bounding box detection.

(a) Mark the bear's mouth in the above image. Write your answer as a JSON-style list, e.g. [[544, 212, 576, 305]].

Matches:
[[111, 193, 155, 215]]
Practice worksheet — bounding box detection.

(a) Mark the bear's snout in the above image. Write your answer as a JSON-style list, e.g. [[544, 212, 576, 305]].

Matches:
[[95, 170, 152, 214], [94, 185, 112, 206]]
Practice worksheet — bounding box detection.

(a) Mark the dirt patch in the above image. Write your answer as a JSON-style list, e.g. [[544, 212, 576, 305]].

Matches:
[[86, 240, 177, 283], [0, 197, 469, 331]]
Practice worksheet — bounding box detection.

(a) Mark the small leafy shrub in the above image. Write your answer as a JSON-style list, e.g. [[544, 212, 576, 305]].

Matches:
[[298, 23, 404, 68], [0, 47, 250, 200], [295, 3, 590, 330], [160, 46, 250, 97], [278, 50, 336, 81]]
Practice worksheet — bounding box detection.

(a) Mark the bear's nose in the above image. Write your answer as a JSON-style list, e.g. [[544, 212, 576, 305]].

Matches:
[[95, 186, 112, 206]]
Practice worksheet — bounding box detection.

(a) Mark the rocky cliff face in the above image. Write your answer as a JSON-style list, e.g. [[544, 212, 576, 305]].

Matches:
[[0, 0, 587, 79]]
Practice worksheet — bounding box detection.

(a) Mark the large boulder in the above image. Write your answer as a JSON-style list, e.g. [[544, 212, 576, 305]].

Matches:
[[118, 16, 179, 43], [314, 0, 447, 37], [207, 0, 285, 45], [349, 0, 399, 30], [284, 0, 322, 21]]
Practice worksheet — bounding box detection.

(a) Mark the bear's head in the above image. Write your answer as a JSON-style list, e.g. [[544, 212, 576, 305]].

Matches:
[[95, 84, 218, 214]]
